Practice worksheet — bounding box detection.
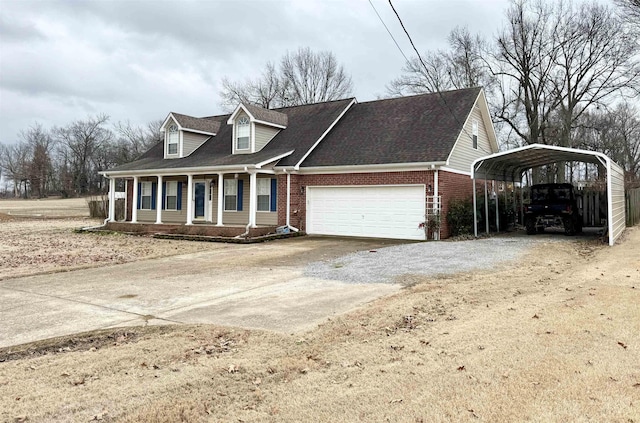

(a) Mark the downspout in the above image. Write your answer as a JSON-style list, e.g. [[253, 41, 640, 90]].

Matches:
[[235, 167, 252, 239], [284, 169, 299, 232]]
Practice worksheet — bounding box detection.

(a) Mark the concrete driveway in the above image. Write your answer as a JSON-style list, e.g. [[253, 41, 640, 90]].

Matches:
[[0, 237, 404, 348]]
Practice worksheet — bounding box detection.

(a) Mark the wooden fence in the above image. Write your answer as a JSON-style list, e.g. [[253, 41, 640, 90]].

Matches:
[[627, 187, 640, 226]]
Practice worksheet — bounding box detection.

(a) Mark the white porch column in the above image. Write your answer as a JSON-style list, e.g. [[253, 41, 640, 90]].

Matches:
[[186, 174, 194, 225], [132, 176, 139, 223], [108, 177, 116, 222], [155, 175, 163, 224], [249, 171, 257, 228], [216, 173, 224, 226], [286, 172, 291, 226]]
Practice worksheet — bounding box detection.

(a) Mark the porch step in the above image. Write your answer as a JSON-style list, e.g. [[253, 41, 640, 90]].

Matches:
[[153, 232, 304, 244]]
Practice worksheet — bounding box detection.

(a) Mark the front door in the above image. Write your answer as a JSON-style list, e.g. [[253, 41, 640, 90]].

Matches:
[[194, 182, 205, 219]]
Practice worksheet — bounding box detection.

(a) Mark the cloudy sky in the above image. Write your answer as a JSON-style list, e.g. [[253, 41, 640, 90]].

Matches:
[[0, 0, 513, 145]]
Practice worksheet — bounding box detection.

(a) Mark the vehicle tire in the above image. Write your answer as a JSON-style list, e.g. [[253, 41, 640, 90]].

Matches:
[[564, 217, 575, 236], [537, 226, 545, 233], [526, 217, 536, 235], [576, 217, 583, 234]]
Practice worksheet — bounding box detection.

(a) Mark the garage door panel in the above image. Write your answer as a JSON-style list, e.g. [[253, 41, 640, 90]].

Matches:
[[306, 185, 425, 240]]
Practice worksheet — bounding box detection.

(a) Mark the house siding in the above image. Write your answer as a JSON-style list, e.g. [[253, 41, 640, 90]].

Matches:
[[255, 124, 279, 151], [447, 106, 493, 173], [182, 131, 209, 157]]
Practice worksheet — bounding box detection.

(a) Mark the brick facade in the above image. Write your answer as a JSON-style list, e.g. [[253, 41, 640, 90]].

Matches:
[[276, 170, 474, 239], [437, 170, 474, 238]]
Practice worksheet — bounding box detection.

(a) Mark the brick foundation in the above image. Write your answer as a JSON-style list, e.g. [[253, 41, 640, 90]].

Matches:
[[104, 222, 276, 238]]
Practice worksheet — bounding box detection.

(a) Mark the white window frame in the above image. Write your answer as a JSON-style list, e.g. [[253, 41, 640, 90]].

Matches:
[[472, 120, 479, 150], [140, 181, 152, 210], [236, 116, 250, 151], [224, 179, 238, 212], [257, 178, 271, 212], [165, 181, 178, 211], [167, 124, 179, 155]]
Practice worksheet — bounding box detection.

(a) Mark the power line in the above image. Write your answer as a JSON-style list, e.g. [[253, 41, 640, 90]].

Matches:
[[367, 0, 411, 65], [384, 0, 491, 153]]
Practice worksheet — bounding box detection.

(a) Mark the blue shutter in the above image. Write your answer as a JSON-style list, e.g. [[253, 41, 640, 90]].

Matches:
[[137, 183, 141, 209], [151, 182, 157, 210], [237, 179, 243, 211], [270, 178, 277, 212], [162, 181, 166, 210], [177, 182, 182, 210]]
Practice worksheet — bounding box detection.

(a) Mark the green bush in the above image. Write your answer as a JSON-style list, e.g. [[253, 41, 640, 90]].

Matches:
[[447, 197, 475, 236]]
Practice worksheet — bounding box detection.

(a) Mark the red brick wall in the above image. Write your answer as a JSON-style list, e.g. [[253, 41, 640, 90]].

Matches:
[[275, 170, 475, 239], [438, 170, 474, 238]]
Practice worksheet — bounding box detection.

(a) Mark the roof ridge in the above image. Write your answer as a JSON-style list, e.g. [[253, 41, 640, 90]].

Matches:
[[357, 87, 481, 106]]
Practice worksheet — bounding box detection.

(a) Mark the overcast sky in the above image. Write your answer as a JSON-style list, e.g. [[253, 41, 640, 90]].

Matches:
[[0, 0, 514, 145]]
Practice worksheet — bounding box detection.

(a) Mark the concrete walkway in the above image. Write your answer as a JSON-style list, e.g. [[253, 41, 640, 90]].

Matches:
[[0, 238, 402, 348]]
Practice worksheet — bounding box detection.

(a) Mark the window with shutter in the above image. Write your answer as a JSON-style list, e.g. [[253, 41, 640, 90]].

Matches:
[[224, 179, 237, 211]]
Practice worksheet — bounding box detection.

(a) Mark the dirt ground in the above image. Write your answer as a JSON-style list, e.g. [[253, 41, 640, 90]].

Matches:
[[0, 197, 90, 218], [0, 212, 638, 422], [0, 217, 234, 280]]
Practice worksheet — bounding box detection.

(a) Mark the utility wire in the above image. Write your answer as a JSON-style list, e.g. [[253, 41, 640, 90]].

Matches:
[[368, 0, 411, 65], [383, 0, 491, 153]]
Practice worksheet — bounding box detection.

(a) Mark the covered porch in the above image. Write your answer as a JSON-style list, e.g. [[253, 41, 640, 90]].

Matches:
[[102, 165, 292, 235]]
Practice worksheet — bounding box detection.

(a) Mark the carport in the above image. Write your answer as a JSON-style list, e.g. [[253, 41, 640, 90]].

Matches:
[[471, 144, 626, 246]]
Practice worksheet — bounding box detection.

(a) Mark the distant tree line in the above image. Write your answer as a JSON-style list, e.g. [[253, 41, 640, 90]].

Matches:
[[0, 117, 162, 198]]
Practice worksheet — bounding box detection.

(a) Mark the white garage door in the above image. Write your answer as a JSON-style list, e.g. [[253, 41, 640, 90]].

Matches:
[[306, 185, 425, 240]]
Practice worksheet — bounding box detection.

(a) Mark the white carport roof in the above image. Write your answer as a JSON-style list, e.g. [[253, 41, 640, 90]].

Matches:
[[470, 144, 626, 246]]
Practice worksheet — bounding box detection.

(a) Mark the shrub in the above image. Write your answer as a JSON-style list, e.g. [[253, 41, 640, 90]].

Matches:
[[447, 198, 474, 236]]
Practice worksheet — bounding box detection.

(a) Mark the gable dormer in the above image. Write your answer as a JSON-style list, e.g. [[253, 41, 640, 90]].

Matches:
[[160, 112, 220, 159], [227, 103, 287, 154]]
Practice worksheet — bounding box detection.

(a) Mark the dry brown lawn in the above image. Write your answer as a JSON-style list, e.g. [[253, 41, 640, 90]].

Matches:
[[0, 223, 639, 422], [0, 217, 227, 280]]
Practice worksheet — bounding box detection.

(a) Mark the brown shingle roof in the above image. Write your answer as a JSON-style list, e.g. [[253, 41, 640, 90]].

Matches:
[[242, 103, 288, 127], [300, 87, 481, 167], [106, 88, 481, 174], [172, 112, 220, 134], [107, 99, 354, 173]]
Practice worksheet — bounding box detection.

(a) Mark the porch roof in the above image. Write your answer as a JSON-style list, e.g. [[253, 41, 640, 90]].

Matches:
[[104, 148, 293, 176]]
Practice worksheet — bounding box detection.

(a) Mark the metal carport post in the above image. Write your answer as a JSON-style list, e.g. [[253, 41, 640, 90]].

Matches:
[[471, 144, 626, 246]]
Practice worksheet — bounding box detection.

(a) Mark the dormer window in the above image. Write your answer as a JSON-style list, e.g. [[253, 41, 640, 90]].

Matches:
[[236, 116, 250, 150], [167, 124, 179, 155]]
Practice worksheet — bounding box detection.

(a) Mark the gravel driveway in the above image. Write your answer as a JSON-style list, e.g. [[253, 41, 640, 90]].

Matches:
[[306, 236, 558, 284]]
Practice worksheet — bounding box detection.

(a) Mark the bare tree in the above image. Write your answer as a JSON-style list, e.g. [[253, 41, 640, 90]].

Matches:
[[0, 141, 30, 197], [615, 0, 640, 32], [220, 48, 353, 110], [491, 0, 562, 149], [552, 1, 640, 152], [21, 123, 54, 198], [114, 119, 163, 162], [220, 62, 284, 110], [576, 103, 640, 180], [386, 26, 492, 96], [280, 47, 353, 106], [53, 114, 113, 195]]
